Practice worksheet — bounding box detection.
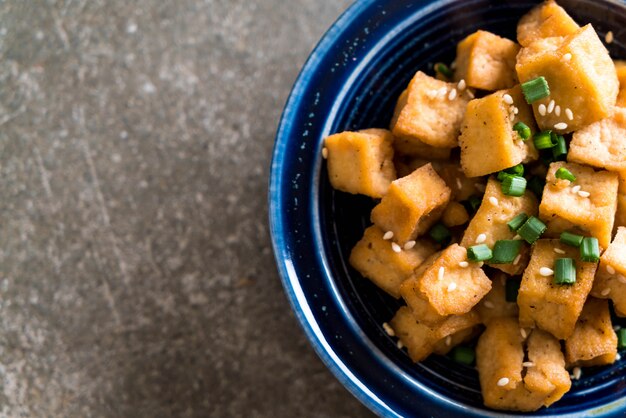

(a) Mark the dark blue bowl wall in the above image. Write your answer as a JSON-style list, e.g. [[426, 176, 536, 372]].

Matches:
[[273, 0, 626, 416]]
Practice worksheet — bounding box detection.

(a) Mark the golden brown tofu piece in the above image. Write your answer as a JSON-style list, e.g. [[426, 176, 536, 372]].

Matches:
[[565, 298, 617, 367], [539, 162, 618, 249], [516, 25, 618, 133], [390, 306, 480, 362], [517, 0, 580, 47], [441, 202, 469, 228], [518, 239, 597, 340], [617, 171, 626, 228], [591, 227, 626, 316], [435, 161, 486, 201], [461, 178, 538, 275], [371, 163, 451, 244], [569, 108, 626, 172], [454, 30, 520, 91], [476, 273, 519, 325], [400, 244, 491, 325], [349, 226, 437, 298], [324, 129, 396, 198], [459, 86, 538, 177], [615, 61, 626, 107], [391, 71, 470, 148]]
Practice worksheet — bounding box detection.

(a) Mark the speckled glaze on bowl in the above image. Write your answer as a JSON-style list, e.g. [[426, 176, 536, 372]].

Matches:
[[269, 0, 626, 416]]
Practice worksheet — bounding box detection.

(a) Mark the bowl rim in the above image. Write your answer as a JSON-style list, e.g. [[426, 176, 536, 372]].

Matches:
[[268, 0, 626, 416]]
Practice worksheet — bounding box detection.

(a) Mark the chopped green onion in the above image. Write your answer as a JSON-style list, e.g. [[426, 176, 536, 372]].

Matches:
[[450, 346, 475, 365], [618, 329, 626, 350], [505, 278, 522, 302], [508, 213, 529, 231], [527, 176, 545, 198], [580, 237, 600, 262], [513, 122, 531, 140], [491, 240, 523, 264], [504, 164, 525, 177], [501, 175, 527, 197], [533, 130, 556, 150], [521, 76, 550, 103], [551, 133, 568, 161], [497, 171, 511, 182], [463, 195, 482, 214], [560, 231, 584, 248], [435, 62, 453, 79], [554, 258, 576, 285], [429, 223, 452, 245], [517, 216, 547, 244], [555, 167, 576, 182], [467, 244, 493, 262]]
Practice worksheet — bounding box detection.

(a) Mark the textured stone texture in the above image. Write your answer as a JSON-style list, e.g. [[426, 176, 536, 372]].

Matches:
[[0, 0, 372, 416]]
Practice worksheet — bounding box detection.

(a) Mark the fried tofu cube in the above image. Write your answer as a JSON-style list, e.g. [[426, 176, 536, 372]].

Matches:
[[461, 178, 538, 275], [435, 161, 485, 201], [568, 108, 626, 172], [390, 306, 480, 362], [324, 129, 396, 198], [391, 71, 470, 148], [476, 317, 570, 412], [539, 162, 618, 249], [591, 227, 626, 316], [371, 163, 451, 244], [441, 202, 470, 228], [518, 239, 597, 340], [459, 85, 539, 177], [454, 30, 520, 91], [517, 0, 579, 47], [400, 244, 491, 325], [565, 298, 617, 367], [615, 60, 626, 107], [516, 25, 618, 133], [476, 273, 519, 325], [349, 226, 437, 298]]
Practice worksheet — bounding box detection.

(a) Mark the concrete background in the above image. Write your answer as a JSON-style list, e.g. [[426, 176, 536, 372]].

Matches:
[[0, 0, 373, 416]]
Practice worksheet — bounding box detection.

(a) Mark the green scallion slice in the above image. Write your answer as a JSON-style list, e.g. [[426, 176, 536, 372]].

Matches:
[[527, 176, 545, 198], [551, 133, 568, 161], [521, 76, 550, 103], [618, 329, 626, 350], [450, 346, 475, 365], [429, 223, 452, 245], [533, 130, 556, 150], [508, 213, 529, 231], [435, 62, 453, 79], [491, 240, 523, 264], [513, 122, 531, 140], [501, 175, 527, 197], [517, 216, 547, 244], [505, 164, 525, 177], [560, 231, 584, 248], [580, 237, 600, 262], [505, 278, 521, 302], [464, 195, 482, 214], [555, 167, 576, 182], [467, 244, 493, 262], [554, 258, 576, 285]]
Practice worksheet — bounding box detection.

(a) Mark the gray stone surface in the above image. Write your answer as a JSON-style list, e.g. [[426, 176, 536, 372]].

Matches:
[[0, 0, 373, 416]]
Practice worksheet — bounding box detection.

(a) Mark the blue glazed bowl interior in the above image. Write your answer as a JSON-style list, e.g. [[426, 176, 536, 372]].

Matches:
[[270, 0, 626, 416]]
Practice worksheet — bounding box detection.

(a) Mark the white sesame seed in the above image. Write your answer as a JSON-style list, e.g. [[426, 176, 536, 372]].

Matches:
[[489, 196, 499, 206], [438, 87, 448, 98], [450, 60, 457, 69], [606, 31, 614, 44], [513, 106, 519, 115], [617, 353, 622, 361], [484, 301, 495, 309], [540, 267, 554, 276], [458, 79, 466, 91], [391, 242, 402, 253], [619, 275, 626, 284], [438, 266, 445, 281], [383, 231, 394, 240], [448, 88, 458, 100], [456, 178, 463, 189], [459, 261, 469, 268], [476, 233, 487, 244], [513, 234, 523, 240], [573, 367, 582, 380], [383, 322, 395, 336], [404, 240, 416, 250], [497, 377, 510, 387], [555, 105, 561, 117], [427, 89, 438, 99], [503, 94, 514, 105], [563, 53, 572, 61], [614, 325, 622, 331], [448, 282, 457, 291], [475, 183, 486, 192], [547, 99, 556, 114], [578, 190, 590, 198], [602, 288, 611, 296], [554, 122, 568, 130], [571, 185, 581, 193], [607, 265, 616, 275], [554, 248, 566, 254], [445, 335, 452, 346], [520, 328, 527, 338], [538, 104, 547, 116], [466, 90, 475, 99], [322, 147, 328, 159], [523, 361, 535, 368], [565, 108, 574, 120], [513, 254, 522, 265], [397, 340, 404, 349]]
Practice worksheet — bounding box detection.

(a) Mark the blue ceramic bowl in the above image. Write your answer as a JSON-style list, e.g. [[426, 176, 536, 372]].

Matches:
[[269, 0, 626, 416]]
